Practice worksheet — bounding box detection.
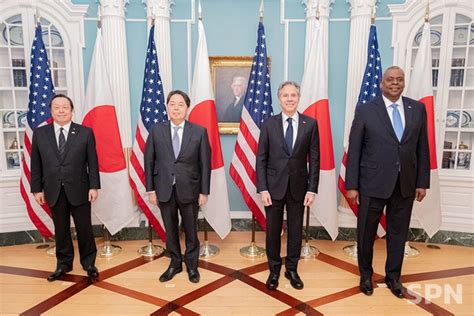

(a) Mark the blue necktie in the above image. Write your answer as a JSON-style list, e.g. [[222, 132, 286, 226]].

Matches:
[[285, 117, 293, 153], [172, 126, 181, 159], [391, 104, 404, 142]]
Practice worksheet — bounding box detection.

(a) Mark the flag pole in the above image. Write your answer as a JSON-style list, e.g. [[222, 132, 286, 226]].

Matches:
[[195, 0, 220, 258], [137, 6, 165, 259], [239, 0, 267, 259]]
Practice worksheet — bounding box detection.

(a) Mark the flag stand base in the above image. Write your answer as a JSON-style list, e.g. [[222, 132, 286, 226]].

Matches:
[[240, 242, 266, 258], [98, 227, 121, 257], [343, 242, 358, 258], [301, 206, 319, 259], [199, 241, 219, 258], [404, 242, 420, 257], [138, 225, 164, 258]]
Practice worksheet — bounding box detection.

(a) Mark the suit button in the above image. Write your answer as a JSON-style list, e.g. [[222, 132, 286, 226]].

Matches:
[[396, 162, 400, 165]]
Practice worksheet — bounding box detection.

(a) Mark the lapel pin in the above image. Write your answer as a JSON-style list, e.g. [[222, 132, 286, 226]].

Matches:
[[408, 105, 412, 109], [71, 129, 76, 135]]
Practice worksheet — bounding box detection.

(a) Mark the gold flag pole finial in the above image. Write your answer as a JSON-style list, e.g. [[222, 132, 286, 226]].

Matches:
[[370, 3, 376, 24], [151, 5, 155, 26], [316, 2, 320, 21], [35, 8, 40, 25], [424, 0, 430, 22], [259, 0, 264, 22], [198, 0, 202, 21]]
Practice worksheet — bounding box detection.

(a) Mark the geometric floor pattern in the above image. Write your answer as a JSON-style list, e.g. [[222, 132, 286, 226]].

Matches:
[[0, 232, 473, 315]]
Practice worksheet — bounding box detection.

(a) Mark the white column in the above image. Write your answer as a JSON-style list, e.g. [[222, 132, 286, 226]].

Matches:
[[303, 0, 333, 79], [342, 0, 376, 145], [145, 0, 173, 97], [100, 0, 132, 147]]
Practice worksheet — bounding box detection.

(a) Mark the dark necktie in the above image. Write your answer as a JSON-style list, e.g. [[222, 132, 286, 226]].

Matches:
[[285, 117, 293, 153], [58, 127, 66, 158]]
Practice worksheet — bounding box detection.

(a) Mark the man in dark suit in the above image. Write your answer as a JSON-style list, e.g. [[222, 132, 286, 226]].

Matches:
[[145, 90, 211, 284], [256, 81, 320, 291], [221, 76, 247, 123], [31, 94, 100, 282], [345, 66, 430, 298]]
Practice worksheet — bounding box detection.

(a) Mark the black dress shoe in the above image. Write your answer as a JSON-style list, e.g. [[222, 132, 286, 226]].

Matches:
[[47, 267, 72, 282], [187, 270, 200, 283], [359, 277, 373, 296], [266, 273, 279, 290], [385, 278, 404, 298], [86, 266, 99, 280], [284, 270, 304, 290], [159, 266, 182, 282]]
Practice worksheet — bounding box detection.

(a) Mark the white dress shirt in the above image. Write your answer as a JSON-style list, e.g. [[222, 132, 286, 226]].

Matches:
[[53, 121, 71, 147], [281, 112, 298, 147], [382, 95, 406, 130]]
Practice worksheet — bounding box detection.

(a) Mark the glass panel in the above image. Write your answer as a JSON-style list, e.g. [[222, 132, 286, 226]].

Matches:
[[0, 90, 13, 109], [460, 110, 474, 128], [448, 90, 462, 109], [455, 14, 471, 24], [459, 132, 473, 149], [444, 131, 458, 149], [2, 110, 16, 128], [456, 151, 471, 170], [465, 90, 474, 109], [450, 69, 465, 87], [51, 49, 65, 68], [468, 48, 474, 66], [53, 69, 66, 87], [19, 131, 24, 149], [470, 22, 474, 46], [446, 110, 461, 128], [413, 25, 442, 47], [16, 110, 27, 128], [5, 16, 23, 47], [0, 47, 9, 66], [0, 68, 12, 87], [465, 69, 474, 87], [3, 131, 18, 150], [430, 15, 443, 26], [453, 25, 470, 46], [40, 23, 63, 48], [5, 151, 20, 169], [452, 47, 467, 61], [0, 22, 8, 46], [14, 90, 28, 109], [441, 151, 455, 169]]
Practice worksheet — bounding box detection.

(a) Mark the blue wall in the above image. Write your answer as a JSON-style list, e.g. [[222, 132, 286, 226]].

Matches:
[[74, 0, 404, 212]]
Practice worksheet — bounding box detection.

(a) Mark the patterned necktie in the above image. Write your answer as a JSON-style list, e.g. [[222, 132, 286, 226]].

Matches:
[[285, 117, 293, 153], [58, 127, 66, 158], [391, 104, 404, 142], [172, 126, 181, 159]]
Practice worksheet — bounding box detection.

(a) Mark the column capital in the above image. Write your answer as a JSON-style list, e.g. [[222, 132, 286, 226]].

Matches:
[[99, 0, 129, 18], [347, 0, 379, 18], [143, 0, 174, 19], [303, 0, 334, 19]]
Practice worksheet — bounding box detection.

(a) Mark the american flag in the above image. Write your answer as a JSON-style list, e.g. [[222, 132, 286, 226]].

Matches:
[[129, 25, 167, 241], [20, 23, 55, 238], [338, 24, 387, 236], [230, 22, 273, 230]]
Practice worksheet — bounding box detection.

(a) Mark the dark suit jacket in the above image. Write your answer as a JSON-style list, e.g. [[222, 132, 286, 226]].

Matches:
[[222, 97, 244, 123], [144, 121, 211, 204], [30, 122, 100, 207], [345, 96, 430, 199], [256, 113, 320, 201]]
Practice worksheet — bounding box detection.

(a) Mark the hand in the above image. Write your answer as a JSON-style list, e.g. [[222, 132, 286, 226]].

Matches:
[[346, 190, 359, 205], [88, 189, 98, 203], [303, 192, 315, 207], [34, 192, 45, 206], [198, 194, 208, 206], [415, 188, 427, 202], [148, 192, 158, 206], [260, 191, 272, 207]]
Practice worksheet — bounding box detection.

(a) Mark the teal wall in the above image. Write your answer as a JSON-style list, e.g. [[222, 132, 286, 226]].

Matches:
[[74, 0, 405, 212]]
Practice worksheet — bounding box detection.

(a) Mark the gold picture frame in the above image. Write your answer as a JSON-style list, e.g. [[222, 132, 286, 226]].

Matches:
[[209, 56, 271, 135]]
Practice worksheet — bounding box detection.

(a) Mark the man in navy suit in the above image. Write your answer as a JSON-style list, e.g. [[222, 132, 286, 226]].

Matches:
[[145, 90, 211, 284], [256, 81, 320, 290], [345, 66, 430, 298], [31, 94, 100, 282]]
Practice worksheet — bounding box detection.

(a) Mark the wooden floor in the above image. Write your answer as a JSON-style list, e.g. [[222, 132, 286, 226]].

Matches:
[[0, 232, 473, 315]]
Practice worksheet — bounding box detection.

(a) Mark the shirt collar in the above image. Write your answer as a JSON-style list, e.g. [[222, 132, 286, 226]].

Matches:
[[382, 95, 404, 109], [282, 112, 299, 124], [170, 120, 185, 129], [53, 121, 72, 134]]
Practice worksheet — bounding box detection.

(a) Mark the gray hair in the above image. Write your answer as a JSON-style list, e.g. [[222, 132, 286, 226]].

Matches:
[[383, 65, 405, 79], [231, 76, 247, 86], [277, 81, 301, 97]]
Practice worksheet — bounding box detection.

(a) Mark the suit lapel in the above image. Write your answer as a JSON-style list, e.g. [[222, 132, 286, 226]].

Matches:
[[292, 113, 306, 152], [401, 97, 414, 142], [275, 114, 290, 155], [374, 97, 399, 142], [61, 122, 79, 163], [177, 121, 192, 160], [163, 121, 175, 159], [46, 123, 61, 161]]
